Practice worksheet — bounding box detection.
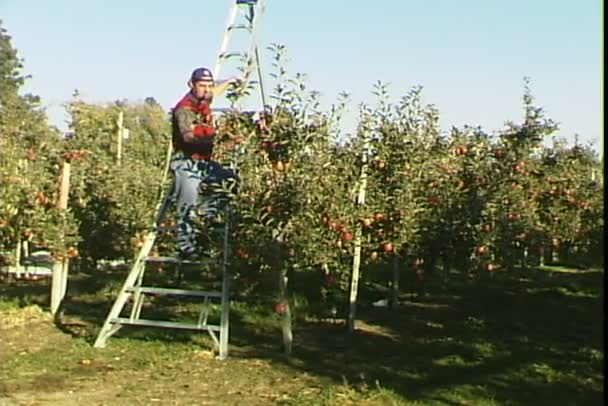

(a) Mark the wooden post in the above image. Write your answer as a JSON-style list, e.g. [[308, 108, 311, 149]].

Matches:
[[57, 161, 71, 210], [15, 239, 23, 277], [51, 161, 71, 316], [51, 261, 65, 314], [278, 267, 292, 357], [347, 133, 370, 333], [117, 111, 124, 165]]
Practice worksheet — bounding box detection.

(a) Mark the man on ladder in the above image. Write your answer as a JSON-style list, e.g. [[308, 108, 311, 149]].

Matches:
[[171, 67, 240, 261], [93, 0, 267, 358]]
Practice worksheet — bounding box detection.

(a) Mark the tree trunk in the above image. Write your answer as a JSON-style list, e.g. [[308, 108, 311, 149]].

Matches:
[[390, 255, 400, 310], [539, 245, 545, 267], [278, 266, 292, 358], [52, 161, 71, 317]]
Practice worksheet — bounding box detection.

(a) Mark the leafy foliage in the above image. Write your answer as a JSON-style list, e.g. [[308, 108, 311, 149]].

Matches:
[[0, 27, 602, 294], [0, 20, 78, 261]]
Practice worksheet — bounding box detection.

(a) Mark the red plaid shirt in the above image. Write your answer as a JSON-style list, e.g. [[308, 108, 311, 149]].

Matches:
[[171, 93, 216, 160]]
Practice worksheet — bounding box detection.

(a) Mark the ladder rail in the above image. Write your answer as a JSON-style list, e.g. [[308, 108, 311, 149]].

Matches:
[[218, 208, 232, 359], [93, 232, 158, 348], [214, 3, 241, 79], [241, 0, 266, 89], [254, 45, 267, 108], [128, 262, 147, 321], [127, 139, 175, 325], [214, 0, 267, 111], [198, 296, 211, 327]]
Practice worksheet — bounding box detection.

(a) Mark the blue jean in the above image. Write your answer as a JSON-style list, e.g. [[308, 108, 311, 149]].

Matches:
[[170, 154, 237, 254]]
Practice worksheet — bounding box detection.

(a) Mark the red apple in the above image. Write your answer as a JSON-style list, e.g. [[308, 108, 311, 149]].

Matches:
[[236, 247, 249, 260], [374, 212, 386, 222], [382, 242, 394, 252], [476, 246, 489, 254], [274, 301, 288, 314], [328, 221, 341, 231]]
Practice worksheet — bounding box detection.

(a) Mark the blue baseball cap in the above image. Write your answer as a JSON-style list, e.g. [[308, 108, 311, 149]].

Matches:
[[190, 67, 214, 83]]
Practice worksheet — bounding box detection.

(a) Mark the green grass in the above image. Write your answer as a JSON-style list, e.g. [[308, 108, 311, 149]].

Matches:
[[0, 264, 604, 405]]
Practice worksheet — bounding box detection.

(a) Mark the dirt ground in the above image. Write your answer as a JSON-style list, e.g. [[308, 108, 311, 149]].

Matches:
[[0, 307, 332, 406]]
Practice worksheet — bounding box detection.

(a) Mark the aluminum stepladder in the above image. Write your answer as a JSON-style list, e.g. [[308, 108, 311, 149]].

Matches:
[[214, 0, 268, 112], [93, 0, 268, 360], [93, 142, 235, 359]]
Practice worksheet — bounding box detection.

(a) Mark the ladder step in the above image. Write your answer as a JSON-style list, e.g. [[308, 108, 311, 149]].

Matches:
[[228, 24, 252, 31], [111, 318, 220, 332], [219, 51, 247, 59], [212, 107, 260, 114], [126, 286, 223, 298], [212, 107, 234, 113], [145, 256, 220, 265]]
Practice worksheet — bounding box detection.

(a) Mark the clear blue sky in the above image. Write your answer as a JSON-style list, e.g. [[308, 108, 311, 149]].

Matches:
[[1, 0, 603, 150]]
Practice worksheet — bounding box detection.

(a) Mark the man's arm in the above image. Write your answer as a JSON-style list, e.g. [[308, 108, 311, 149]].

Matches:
[[214, 77, 241, 97], [175, 106, 197, 143]]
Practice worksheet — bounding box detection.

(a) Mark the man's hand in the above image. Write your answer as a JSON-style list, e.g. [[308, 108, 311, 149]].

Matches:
[[228, 77, 242, 86], [214, 77, 243, 96], [256, 118, 268, 132]]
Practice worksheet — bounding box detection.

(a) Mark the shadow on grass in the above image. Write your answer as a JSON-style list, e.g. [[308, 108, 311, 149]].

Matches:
[[1, 264, 603, 405], [277, 267, 604, 405]]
